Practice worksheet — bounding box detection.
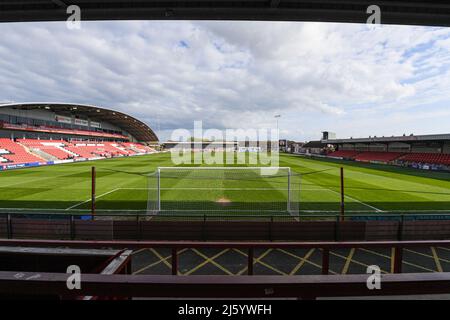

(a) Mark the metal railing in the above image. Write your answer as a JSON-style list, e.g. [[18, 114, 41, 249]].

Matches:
[[2, 211, 450, 241], [1, 238, 450, 299], [2, 238, 450, 275], [2, 270, 450, 299]]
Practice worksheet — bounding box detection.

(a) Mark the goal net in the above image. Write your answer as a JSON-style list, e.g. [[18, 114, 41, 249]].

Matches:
[[146, 167, 300, 216]]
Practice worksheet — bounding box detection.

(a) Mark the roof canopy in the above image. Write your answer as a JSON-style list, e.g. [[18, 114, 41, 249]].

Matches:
[[323, 133, 450, 144], [303, 140, 328, 148]]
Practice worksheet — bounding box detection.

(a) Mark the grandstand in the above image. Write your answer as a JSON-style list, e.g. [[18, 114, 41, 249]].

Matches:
[[399, 153, 450, 166], [1, 3, 450, 303], [353, 151, 404, 162], [0, 103, 158, 169], [326, 150, 360, 159], [321, 133, 450, 171], [0, 138, 44, 164]]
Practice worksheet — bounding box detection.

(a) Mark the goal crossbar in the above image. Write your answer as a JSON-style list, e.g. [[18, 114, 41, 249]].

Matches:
[[157, 167, 291, 170], [147, 166, 300, 216]]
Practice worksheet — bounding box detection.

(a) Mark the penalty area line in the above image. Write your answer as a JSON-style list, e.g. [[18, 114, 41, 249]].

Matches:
[[64, 188, 121, 211], [119, 187, 325, 191], [0, 207, 448, 214], [312, 188, 384, 212]]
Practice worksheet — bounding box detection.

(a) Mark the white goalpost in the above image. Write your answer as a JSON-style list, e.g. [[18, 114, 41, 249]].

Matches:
[[146, 167, 300, 216]]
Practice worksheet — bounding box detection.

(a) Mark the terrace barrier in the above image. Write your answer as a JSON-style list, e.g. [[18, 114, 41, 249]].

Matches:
[[0, 238, 450, 299], [1, 213, 450, 241], [2, 271, 450, 299], [2, 238, 450, 275]]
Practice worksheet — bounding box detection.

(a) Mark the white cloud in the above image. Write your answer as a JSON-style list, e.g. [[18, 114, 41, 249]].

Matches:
[[0, 21, 449, 141]]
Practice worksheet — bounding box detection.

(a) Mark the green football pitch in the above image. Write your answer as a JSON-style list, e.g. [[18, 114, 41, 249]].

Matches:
[[0, 152, 449, 216]]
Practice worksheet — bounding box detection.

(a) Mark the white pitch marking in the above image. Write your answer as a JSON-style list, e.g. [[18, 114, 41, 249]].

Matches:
[[119, 187, 324, 191], [305, 186, 384, 212], [0, 207, 449, 214], [64, 188, 120, 210], [342, 193, 383, 212]]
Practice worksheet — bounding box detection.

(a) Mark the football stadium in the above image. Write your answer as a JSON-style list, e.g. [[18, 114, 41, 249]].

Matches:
[[1, 1, 450, 303], [1, 140, 450, 216], [1, 102, 450, 300]]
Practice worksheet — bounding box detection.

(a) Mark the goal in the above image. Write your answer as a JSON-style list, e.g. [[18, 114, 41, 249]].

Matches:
[[146, 167, 300, 216]]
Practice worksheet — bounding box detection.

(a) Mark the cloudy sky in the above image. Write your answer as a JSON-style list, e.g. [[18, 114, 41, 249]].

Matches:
[[0, 20, 450, 142]]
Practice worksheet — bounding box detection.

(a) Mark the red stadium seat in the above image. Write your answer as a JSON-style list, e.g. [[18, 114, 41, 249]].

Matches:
[[18, 139, 73, 160], [328, 150, 360, 158], [0, 138, 44, 164], [354, 152, 404, 162], [399, 153, 450, 165], [328, 149, 450, 166]]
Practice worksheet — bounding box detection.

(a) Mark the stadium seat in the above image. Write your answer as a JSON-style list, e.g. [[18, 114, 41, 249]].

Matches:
[[120, 142, 155, 154], [399, 153, 450, 165], [328, 150, 360, 158], [328, 149, 450, 166], [64, 142, 133, 159], [353, 152, 404, 162], [0, 138, 155, 165], [18, 139, 73, 160], [0, 138, 44, 164]]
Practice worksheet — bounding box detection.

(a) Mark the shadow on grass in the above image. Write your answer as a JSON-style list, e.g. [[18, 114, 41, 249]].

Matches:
[[0, 200, 448, 215]]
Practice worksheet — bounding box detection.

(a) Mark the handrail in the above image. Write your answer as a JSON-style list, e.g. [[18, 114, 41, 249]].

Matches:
[[1, 238, 450, 275], [2, 213, 450, 243], [2, 238, 450, 249], [1, 271, 450, 299], [2, 211, 450, 219]]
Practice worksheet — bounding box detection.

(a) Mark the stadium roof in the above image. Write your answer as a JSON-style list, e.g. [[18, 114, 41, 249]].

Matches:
[[303, 140, 328, 148], [0, 102, 158, 142], [0, 1, 450, 27], [322, 133, 450, 144], [163, 141, 237, 145]]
